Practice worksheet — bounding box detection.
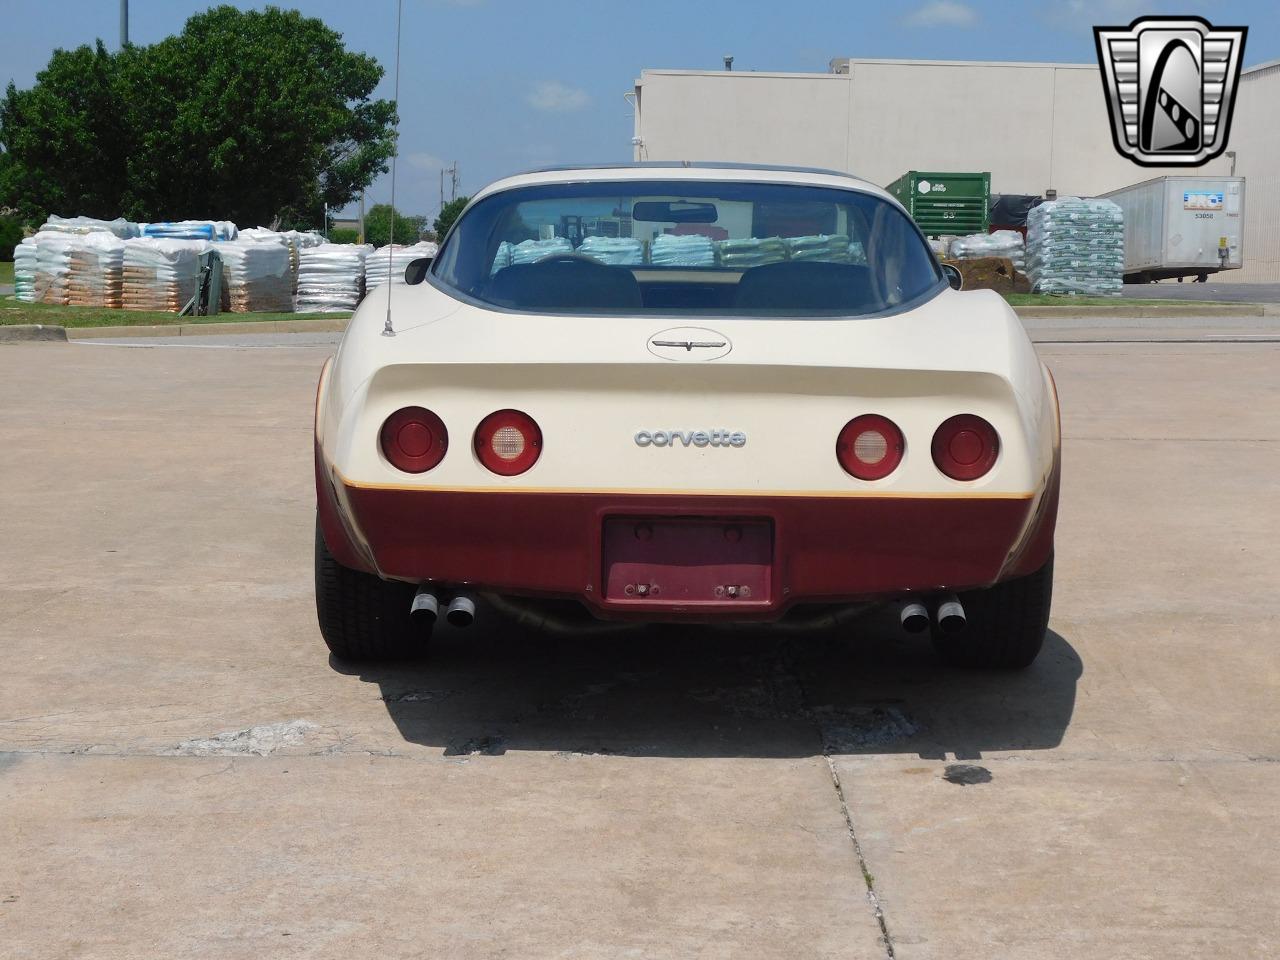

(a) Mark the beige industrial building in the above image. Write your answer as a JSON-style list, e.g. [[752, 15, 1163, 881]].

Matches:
[[630, 58, 1280, 282]]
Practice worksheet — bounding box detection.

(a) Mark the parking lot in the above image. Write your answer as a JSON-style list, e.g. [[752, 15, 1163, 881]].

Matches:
[[2, 321, 1278, 959]]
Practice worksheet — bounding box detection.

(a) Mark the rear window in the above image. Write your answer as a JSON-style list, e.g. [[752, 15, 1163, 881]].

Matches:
[[431, 179, 942, 316]]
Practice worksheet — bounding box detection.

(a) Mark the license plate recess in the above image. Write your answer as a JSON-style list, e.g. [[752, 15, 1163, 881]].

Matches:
[[602, 517, 773, 605]]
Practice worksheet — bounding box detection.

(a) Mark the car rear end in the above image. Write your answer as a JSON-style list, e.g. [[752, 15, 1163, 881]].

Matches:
[[315, 166, 1059, 661], [318, 301, 1058, 623]]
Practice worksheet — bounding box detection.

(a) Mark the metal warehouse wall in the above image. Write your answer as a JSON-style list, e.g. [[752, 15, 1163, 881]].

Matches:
[[1229, 62, 1280, 282], [632, 60, 1279, 282]]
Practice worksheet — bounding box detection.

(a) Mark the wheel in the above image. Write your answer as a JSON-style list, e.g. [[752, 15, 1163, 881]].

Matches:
[[314, 518, 430, 660], [931, 555, 1053, 669]]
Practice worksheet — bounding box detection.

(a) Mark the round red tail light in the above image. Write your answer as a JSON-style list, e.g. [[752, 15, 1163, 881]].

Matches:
[[380, 407, 448, 473], [836, 414, 904, 480], [932, 414, 999, 480], [475, 409, 542, 476]]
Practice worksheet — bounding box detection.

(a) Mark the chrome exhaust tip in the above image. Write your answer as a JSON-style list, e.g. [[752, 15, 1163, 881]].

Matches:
[[936, 594, 967, 634], [410, 585, 439, 625], [900, 601, 930, 634], [445, 594, 476, 628]]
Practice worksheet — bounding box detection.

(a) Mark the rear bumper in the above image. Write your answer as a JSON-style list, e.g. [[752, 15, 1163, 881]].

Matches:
[[318, 456, 1058, 622]]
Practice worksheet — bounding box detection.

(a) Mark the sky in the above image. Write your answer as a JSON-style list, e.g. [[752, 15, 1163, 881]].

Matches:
[[2, 0, 1277, 222]]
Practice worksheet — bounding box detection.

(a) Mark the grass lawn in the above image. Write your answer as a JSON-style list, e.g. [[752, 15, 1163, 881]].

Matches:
[[0, 262, 13, 286], [0, 297, 349, 327], [1001, 292, 1252, 307]]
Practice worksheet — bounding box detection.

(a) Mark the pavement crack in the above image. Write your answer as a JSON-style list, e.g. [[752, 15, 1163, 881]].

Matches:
[[825, 754, 896, 959], [771, 639, 896, 958]]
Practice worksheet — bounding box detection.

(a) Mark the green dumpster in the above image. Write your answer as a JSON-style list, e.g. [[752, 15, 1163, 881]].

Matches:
[[886, 171, 990, 237]]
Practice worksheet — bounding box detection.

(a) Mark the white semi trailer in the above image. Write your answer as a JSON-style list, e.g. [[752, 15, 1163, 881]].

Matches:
[[1098, 176, 1245, 283]]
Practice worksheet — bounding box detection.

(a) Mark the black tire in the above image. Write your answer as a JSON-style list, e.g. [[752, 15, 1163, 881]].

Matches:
[[314, 518, 430, 661], [931, 555, 1053, 669]]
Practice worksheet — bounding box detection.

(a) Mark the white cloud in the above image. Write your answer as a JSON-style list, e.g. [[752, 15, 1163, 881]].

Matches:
[[526, 80, 590, 113], [1038, 1, 1147, 34], [405, 151, 445, 171], [903, 1, 978, 27], [1052, 0, 1145, 24]]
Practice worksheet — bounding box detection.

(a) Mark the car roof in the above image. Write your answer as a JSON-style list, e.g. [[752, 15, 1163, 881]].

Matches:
[[468, 162, 896, 205]]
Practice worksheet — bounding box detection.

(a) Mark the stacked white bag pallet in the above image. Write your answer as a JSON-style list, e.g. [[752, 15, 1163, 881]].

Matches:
[[239, 228, 323, 296], [949, 230, 1026, 273], [784, 234, 852, 264], [577, 236, 643, 265], [714, 236, 787, 268], [218, 236, 294, 313], [490, 241, 514, 275], [510, 237, 574, 264], [366, 241, 440, 289], [122, 238, 213, 312], [13, 238, 38, 303], [1026, 198, 1124, 296], [34, 232, 77, 304], [650, 234, 715, 266], [66, 233, 126, 308], [40, 214, 139, 238], [295, 243, 371, 312]]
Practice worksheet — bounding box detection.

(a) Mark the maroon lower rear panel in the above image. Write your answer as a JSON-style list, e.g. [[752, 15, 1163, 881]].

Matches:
[[602, 517, 773, 609], [318, 463, 1057, 621]]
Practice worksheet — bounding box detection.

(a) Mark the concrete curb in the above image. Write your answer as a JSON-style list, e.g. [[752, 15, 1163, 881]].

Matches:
[[66, 317, 350, 340], [0, 324, 69, 343], [1014, 303, 1267, 319]]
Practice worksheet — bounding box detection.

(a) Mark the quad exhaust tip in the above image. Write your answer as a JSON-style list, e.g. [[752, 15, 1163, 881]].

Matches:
[[900, 601, 930, 634], [410, 586, 439, 624], [936, 594, 967, 634], [445, 594, 476, 628]]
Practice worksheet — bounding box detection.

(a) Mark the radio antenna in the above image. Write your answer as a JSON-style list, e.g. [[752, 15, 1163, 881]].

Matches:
[[381, 0, 404, 337]]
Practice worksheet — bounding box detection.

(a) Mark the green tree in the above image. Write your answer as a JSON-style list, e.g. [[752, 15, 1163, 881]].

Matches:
[[0, 6, 396, 227], [0, 41, 129, 223], [433, 196, 470, 239], [0, 215, 23, 261], [363, 203, 425, 248]]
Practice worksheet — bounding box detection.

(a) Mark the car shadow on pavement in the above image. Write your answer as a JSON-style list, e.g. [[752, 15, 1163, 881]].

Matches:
[[332, 602, 1081, 760]]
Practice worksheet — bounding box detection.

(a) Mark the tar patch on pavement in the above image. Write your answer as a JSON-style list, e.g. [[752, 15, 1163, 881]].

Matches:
[[943, 763, 993, 785], [444, 735, 507, 757], [818, 706, 921, 753]]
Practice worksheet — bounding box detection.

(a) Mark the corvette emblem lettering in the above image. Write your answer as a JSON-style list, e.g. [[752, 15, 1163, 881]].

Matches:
[[635, 430, 746, 448]]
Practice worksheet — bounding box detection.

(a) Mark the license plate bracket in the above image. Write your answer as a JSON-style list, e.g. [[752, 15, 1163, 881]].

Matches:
[[602, 517, 773, 605]]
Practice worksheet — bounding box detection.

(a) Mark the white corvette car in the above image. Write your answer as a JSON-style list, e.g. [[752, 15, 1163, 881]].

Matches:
[[315, 163, 1060, 668]]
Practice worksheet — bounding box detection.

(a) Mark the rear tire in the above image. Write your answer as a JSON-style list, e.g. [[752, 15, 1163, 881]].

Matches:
[[931, 555, 1053, 669], [314, 518, 429, 661]]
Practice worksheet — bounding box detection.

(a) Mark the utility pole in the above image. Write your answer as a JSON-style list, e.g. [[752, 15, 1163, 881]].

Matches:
[[358, 191, 366, 244], [120, 0, 129, 47], [437, 163, 459, 224]]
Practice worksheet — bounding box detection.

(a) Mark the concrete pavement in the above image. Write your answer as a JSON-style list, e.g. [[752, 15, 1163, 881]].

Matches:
[[0, 332, 1276, 958], [1119, 280, 1280, 303]]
